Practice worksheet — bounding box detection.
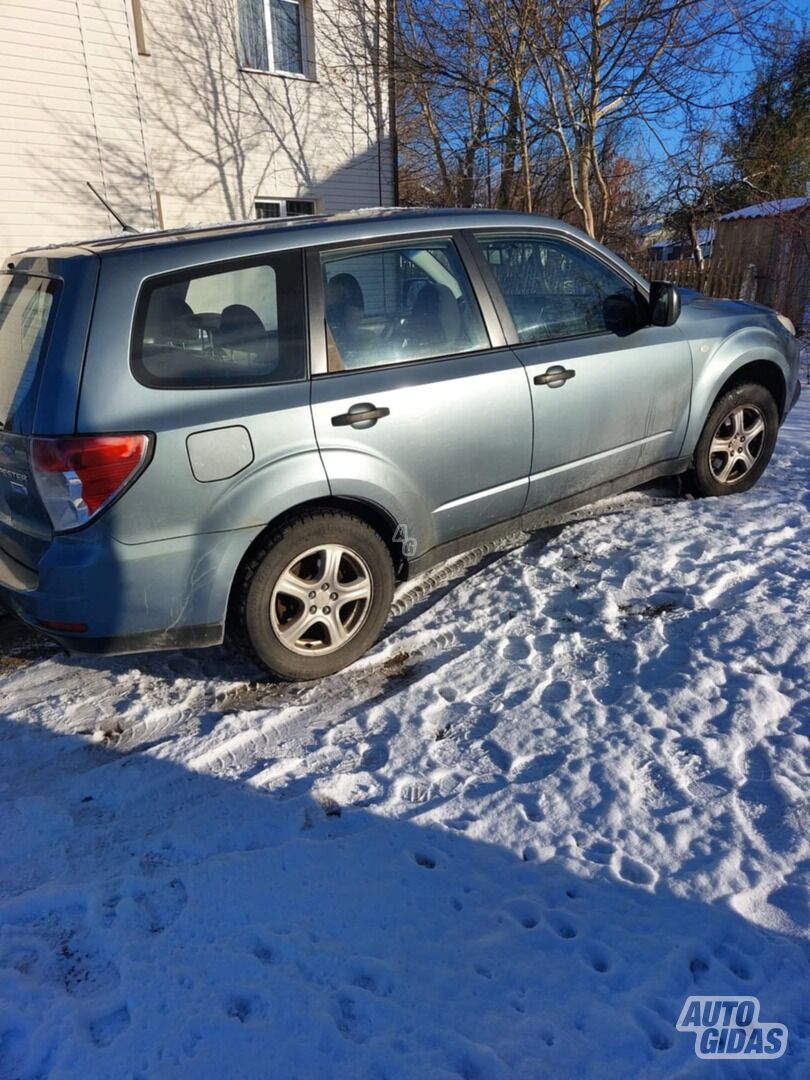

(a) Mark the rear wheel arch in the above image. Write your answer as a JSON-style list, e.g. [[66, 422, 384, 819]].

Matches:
[[227, 496, 407, 620]]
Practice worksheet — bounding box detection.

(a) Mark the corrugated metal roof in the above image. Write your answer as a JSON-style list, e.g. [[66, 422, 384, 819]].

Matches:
[[719, 196, 810, 221]]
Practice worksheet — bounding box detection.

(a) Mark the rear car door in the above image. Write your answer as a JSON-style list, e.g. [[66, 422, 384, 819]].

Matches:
[[307, 235, 534, 559], [471, 232, 693, 509]]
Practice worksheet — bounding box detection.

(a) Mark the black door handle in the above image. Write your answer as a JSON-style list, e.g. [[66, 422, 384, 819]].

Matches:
[[534, 367, 576, 387], [331, 405, 390, 427]]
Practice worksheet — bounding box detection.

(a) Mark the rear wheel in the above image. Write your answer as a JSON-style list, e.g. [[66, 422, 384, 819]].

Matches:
[[687, 383, 779, 497], [231, 510, 394, 680]]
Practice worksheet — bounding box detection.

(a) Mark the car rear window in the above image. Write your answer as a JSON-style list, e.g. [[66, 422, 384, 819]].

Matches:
[[0, 273, 59, 431], [132, 249, 307, 388]]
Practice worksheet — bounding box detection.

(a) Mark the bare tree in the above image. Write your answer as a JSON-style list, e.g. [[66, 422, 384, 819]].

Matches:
[[396, 0, 773, 238]]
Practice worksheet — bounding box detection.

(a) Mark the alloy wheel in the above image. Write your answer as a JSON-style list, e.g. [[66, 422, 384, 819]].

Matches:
[[270, 543, 373, 655], [708, 404, 766, 486]]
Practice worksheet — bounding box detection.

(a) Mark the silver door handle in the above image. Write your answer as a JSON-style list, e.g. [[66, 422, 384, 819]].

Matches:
[[331, 404, 390, 427], [534, 367, 576, 387]]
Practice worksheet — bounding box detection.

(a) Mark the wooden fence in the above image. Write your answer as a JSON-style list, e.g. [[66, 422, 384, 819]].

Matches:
[[629, 256, 756, 302]]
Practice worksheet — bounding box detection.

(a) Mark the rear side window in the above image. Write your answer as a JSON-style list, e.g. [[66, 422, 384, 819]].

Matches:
[[132, 250, 307, 388], [0, 273, 59, 430]]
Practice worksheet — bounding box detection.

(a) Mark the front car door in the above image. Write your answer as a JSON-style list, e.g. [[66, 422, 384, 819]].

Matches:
[[307, 234, 534, 561], [470, 231, 693, 509]]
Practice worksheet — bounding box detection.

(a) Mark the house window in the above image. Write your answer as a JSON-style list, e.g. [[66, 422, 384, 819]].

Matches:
[[255, 199, 316, 219], [239, 0, 305, 76]]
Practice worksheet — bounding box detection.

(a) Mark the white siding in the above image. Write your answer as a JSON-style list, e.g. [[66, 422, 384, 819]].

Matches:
[[0, 0, 156, 257], [0, 0, 393, 257], [138, 0, 393, 227]]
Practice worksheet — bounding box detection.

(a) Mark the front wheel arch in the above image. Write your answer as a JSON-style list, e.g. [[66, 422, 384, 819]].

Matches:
[[706, 359, 786, 422]]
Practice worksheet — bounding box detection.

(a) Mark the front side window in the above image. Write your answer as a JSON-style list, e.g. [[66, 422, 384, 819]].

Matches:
[[240, 0, 305, 75], [320, 238, 489, 372], [133, 251, 306, 388], [475, 234, 641, 344]]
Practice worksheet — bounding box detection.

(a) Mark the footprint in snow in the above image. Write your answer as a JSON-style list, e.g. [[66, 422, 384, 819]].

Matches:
[[516, 794, 543, 823], [585, 948, 611, 974], [89, 1005, 131, 1047], [445, 811, 476, 832], [712, 943, 753, 982], [512, 751, 565, 783], [689, 955, 711, 984], [547, 915, 577, 939], [500, 636, 532, 661], [252, 940, 280, 967], [634, 1006, 674, 1051], [103, 877, 188, 934], [541, 679, 571, 704], [4, 909, 121, 1000], [482, 739, 512, 773], [333, 994, 372, 1043], [398, 780, 433, 805], [583, 840, 615, 865], [358, 743, 388, 771], [504, 899, 541, 929], [413, 851, 436, 869], [737, 745, 794, 853], [226, 993, 269, 1023], [0, 946, 38, 975], [350, 962, 394, 997], [767, 877, 810, 927], [616, 855, 656, 887], [591, 682, 624, 706]]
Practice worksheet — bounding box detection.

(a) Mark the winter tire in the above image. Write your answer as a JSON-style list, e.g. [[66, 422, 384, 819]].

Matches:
[[687, 382, 779, 497], [231, 509, 395, 680]]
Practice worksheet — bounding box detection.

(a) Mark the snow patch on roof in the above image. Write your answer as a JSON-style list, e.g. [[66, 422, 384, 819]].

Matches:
[[720, 196, 810, 221]]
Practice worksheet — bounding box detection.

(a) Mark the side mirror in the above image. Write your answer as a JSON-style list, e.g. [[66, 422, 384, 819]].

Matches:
[[603, 292, 646, 335], [648, 280, 681, 327]]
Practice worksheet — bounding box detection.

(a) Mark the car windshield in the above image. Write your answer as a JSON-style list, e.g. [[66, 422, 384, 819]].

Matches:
[[0, 273, 59, 430]]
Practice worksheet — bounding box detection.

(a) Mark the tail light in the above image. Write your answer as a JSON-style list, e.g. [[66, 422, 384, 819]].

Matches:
[[32, 434, 151, 531]]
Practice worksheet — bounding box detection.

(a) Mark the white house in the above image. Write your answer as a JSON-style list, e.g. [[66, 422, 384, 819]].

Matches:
[[0, 0, 395, 256]]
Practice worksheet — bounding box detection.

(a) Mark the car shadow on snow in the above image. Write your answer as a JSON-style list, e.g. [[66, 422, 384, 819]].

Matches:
[[0, 714, 807, 1080]]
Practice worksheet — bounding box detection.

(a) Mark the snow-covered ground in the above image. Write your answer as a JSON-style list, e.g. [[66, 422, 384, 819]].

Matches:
[[1, 397, 809, 1080]]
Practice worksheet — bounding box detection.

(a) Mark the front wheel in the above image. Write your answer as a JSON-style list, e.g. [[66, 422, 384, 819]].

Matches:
[[687, 383, 779, 497], [231, 510, 395, 680]]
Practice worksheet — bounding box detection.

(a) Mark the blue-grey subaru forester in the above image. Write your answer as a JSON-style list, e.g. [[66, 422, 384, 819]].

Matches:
[[0, 209, 800, 679]]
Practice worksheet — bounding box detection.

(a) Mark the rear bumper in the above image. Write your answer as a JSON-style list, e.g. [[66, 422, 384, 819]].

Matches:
[[0, 543, 38, 592], [0, 523, 263, 657], [25, 619, 223, 657]]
